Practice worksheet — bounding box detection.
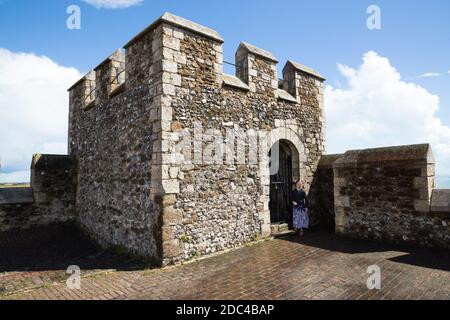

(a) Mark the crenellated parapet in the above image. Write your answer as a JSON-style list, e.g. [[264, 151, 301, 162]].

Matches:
[[94, 49, 125, 104], [235, 42, 279, 94], [67, 12, 325, 112], [68, 70, 96, 110], [282, 60, 326, 106]]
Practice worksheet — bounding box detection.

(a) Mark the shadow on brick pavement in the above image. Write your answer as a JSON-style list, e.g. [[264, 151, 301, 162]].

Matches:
[[0, 224, 147, 296], [278, 229, 450, 272]]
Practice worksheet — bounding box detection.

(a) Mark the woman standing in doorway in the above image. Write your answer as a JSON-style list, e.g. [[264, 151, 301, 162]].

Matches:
[[292, 180, 309, 237]]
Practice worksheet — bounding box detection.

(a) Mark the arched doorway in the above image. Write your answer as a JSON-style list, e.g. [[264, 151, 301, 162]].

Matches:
[[269, 140, 300, 228]]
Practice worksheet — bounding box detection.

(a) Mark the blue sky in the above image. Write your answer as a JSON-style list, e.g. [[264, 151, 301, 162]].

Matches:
[[1, 0, 449, 107], [1, 0, 450, 186]]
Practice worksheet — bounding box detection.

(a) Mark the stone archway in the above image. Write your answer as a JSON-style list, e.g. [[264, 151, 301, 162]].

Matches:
[[269, 140, 300, 226], [257, 125, 307, 236]]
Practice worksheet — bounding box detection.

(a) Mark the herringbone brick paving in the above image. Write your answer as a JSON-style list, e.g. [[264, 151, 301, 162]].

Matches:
[[1, 225, 449, 300]]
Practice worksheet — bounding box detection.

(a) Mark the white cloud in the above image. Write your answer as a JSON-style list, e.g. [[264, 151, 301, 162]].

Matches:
[[82, 0, 143, 9], [325, 51, 450, 176], [0, 48, 81, 183], [418, 72, 441, 78]]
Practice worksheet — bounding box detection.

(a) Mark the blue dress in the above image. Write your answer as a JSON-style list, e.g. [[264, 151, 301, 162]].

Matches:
[[292, 189, 309, 229]]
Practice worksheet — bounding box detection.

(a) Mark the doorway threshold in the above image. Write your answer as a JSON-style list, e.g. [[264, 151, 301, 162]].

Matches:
[[270, 223, 296, 237]]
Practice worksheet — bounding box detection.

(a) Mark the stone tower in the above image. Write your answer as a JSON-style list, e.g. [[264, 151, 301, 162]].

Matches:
[[67, 13, 326, 265]]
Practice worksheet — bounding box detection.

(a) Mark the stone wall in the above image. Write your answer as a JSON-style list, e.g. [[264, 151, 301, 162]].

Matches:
[[155, 18, 326, 265], [0, 187, 34, 231], [67, 13, 326, 265], [68, 29, 162, 261], [310, 154, 341, 229], [333, 144, 450, 249], [0, 154, 77, 231]]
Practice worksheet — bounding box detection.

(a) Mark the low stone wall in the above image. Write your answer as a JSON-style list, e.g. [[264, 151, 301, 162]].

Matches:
[[0, 154, 77, 232], [0, 187, 34, 231], [310, 154, 341, 228], [333, 144, 450, 249], [31, 154, 78, 222]]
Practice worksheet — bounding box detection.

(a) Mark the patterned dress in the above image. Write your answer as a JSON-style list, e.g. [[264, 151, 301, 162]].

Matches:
[[292, 189, 309, 229]]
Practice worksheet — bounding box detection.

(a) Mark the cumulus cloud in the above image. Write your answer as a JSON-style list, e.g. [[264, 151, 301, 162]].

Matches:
[[325, 51, 450, 176], [0, 48, 81, 183], [82, 0, 143, 9]]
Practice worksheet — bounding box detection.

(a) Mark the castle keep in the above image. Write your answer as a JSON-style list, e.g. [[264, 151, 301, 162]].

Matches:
[[1, 13, 448, 266]]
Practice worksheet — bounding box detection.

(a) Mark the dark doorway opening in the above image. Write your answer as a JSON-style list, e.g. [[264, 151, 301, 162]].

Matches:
[[269, 141, 296, 227]]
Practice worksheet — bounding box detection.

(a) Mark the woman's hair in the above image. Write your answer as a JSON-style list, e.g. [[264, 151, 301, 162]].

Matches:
[[294, 179, 303, 186]]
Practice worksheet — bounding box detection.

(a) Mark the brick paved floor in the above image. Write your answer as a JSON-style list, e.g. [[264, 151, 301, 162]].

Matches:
[[0, 224, 143, 297], [1, 226, 449, 300]]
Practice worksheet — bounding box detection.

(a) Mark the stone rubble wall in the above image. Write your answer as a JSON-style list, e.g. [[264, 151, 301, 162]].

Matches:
[[0, 154, 77, 231], [333, 144, 449, 249], [67, 26, 165, 262]]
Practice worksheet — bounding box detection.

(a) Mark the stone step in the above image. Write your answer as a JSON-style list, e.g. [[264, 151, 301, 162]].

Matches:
[[278, 223, 289, 232], [270, 223, 294, 237], [270, 224, 279, 234], [273, 229, 296, 237]]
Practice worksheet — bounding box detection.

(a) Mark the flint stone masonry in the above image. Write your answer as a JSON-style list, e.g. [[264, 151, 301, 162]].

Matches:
[[67, 12, 326, 265], [332, 144, 449, 249], [0, 154, 77, 232]]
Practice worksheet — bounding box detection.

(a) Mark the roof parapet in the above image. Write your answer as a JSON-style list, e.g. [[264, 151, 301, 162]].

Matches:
[[285, 60, 325, 81], [275, 89, 297, 103], [124, 12, 224, 49], [94, 49, 126, 104], [334, 144, 435, 167], [237, 42, 278, 63], [222, 74, 250, 91], [94, 49, 125, 71], [67, 70, 95, 92]]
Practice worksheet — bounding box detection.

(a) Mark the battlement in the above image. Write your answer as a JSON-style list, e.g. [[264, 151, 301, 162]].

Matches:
[[68, 12, 325, 109]]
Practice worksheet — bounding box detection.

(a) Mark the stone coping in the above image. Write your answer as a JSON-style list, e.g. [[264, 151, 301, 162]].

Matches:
[[124, 12, 224, 49], [238, 42, 278, 63], [0, 187, 33, 205], [68, 70, 95, 92], [31, 154, 76, 170], [222, 74, 250, 91], [333, 144, 434, 167], [286, 60, 326, 81], [318, 154, 342, 167], [430, 189, 450, 214], [276, 89, 297, 103], [94, 49, 125, 71]]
